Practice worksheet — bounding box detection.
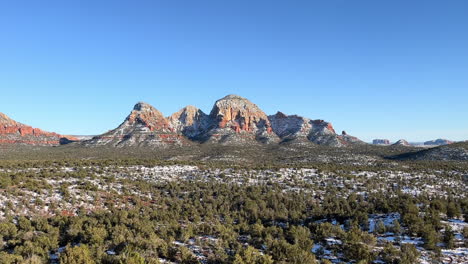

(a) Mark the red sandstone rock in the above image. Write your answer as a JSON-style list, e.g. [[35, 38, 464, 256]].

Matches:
[[0, 112, 74, 145], [127, 102, 172, 132], [209, 94, 272, 134]]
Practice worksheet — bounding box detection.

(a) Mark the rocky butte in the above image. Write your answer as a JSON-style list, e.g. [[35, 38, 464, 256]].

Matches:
[[0, 112, 76, 145], [392, 139, 411, 146], [424, 139, 454, 146], [373, 139, 391, 145], [84, 94, 363, 147]]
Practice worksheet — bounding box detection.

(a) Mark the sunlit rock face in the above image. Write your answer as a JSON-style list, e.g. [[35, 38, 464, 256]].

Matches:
[[0, 112, 75, 145], [205, 95, 278, 144], [85, 102, 188, 147]]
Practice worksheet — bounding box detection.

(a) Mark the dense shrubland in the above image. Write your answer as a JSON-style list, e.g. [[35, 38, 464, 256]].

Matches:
[[0, 158, 466, 263]]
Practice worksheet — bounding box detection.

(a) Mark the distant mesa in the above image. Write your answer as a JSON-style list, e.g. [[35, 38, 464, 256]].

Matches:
[[393, 141, 468, 161], [392, 139, 411, 146], [0, 112, 76, 146], [83, 94, 364, 147], [339, 130, 364, 145], [373, 139, 390, 145], [424, 138, 453, 146]]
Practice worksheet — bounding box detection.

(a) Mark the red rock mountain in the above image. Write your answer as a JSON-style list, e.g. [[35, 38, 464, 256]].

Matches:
[[339, 131, 364, 145], [84, 95, 363, 147], [268, 112, 363, 146], [127, 102, 172, 132], [86, 102, 188, 147], [0, 112, 75, 145], [168, 105, 211, 139], [206, 95, 277, 144]]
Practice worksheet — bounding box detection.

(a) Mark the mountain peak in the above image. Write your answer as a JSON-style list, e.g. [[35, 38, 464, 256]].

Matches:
[[169, 105, 204, 124], [0, 112, 18, 126], [180, 105, 199, 112], [133, 101, 155, 111], [126, 102, 170, 132], [218, 94, 247, 101], [168, 106, 210, 139], [273, 111, 288, 118], [86, 102, 182, 147], [209, 95, 271, 133]]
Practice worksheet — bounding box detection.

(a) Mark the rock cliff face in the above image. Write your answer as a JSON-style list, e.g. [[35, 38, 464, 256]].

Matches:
[[85, 102, 187, 147], [0, 113, 17, 126], [127, 102, 172, 132], [339, 130, 365, 145], [84, 95, 363, 147], [206, 95, 277, 144], [0, 112, 75, 145], [268, 112, 311, 142]]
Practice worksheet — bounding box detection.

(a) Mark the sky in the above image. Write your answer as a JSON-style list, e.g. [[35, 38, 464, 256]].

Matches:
[[0, 0, 467, 142]]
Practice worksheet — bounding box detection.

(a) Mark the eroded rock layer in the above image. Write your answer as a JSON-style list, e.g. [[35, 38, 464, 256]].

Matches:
[[0, 113, 75, 145], [206, 95, 277, 144]]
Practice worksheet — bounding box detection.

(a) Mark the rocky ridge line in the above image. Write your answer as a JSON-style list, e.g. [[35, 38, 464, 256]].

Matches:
[[85, 94, 363, 147]]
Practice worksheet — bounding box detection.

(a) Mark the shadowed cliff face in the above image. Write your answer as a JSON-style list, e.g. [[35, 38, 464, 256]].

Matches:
[[168, 105, 211, 139], [0, 112, 76, 145], [269, 112, 346, 146]]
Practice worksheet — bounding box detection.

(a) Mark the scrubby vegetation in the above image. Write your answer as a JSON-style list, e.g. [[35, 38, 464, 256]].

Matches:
[[0, 146, 466, 263]]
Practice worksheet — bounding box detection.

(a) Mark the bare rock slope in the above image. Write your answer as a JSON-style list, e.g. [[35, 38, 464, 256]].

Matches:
[[168, 105, 211, 140], [85, 102, 187, 147], [268, 112, 363, 146]]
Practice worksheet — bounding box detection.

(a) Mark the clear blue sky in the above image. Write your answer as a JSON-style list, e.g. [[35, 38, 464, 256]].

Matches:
[[0, 0, 467, 142]]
